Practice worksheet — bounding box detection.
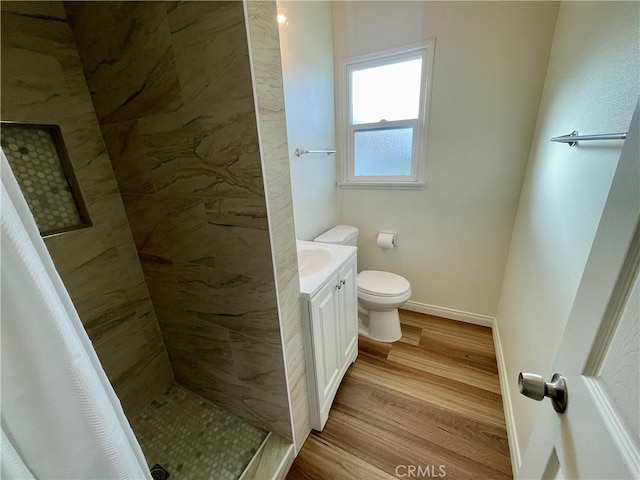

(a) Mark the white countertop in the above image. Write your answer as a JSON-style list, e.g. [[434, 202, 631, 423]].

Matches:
[[297, 240, 357, 298]]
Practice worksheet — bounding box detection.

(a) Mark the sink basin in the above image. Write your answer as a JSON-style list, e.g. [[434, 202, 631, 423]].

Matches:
[[297, 245, 335, 278], [297, 240, 357, 297]]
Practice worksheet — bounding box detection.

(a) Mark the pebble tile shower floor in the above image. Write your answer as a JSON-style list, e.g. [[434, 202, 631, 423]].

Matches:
[[130, 384, 267, 480]]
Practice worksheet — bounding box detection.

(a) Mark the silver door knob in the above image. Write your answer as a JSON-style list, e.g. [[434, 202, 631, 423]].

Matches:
[[518, 372, 568, 413]]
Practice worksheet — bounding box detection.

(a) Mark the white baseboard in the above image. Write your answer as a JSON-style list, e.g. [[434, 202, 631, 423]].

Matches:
[[492, 321, 521, 478], [402, 300, 495, 327]]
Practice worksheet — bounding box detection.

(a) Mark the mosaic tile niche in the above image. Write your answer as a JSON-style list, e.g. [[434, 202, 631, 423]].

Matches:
[[1, 123, 91, 236]]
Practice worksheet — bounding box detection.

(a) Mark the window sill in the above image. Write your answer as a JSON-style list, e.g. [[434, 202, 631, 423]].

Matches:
[[337, 181, 425, 190]]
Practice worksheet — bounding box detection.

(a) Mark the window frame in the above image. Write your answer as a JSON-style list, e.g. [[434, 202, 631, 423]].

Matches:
[[339, 39, 435, 188]]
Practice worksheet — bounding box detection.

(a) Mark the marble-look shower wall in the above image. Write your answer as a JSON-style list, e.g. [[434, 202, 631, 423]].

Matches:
[[244, 1, 311, 452], [65, 1, 292, 439], [0, 1, 174, 416]]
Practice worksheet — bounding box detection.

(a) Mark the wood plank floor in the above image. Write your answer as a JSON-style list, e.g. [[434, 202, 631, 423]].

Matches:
[[286, 310, 512, 480]]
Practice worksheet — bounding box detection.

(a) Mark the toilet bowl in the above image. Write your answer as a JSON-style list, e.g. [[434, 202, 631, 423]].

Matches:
[[314, 225, 411, 343], [357, 270, 411, 342]]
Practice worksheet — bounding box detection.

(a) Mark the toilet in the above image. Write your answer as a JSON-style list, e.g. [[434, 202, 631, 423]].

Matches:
[[314, 225, 411, 343]]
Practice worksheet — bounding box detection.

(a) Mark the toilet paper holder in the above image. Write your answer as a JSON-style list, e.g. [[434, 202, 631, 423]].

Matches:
[[377, 231, 397, 249]]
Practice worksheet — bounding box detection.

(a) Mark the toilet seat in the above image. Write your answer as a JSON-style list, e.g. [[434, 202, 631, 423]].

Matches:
[[357, 270, 410, 297], [358, 288, 412, 308]]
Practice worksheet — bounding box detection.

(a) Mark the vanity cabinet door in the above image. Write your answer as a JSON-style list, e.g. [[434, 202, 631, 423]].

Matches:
[[337, 257, 358, 364], [309, 276, 342, 413]]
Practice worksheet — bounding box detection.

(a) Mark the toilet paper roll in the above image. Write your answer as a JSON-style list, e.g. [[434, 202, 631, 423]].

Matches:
[[377, 232, 396, 249]]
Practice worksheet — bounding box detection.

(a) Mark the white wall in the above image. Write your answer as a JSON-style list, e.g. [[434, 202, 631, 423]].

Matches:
[[333, 1, 559, 318], [495, 1, 640, 467], [278, 0, 339, 241]]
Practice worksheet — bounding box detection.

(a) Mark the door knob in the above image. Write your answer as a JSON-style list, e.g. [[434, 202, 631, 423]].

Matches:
[[518, 372, 568, 413]]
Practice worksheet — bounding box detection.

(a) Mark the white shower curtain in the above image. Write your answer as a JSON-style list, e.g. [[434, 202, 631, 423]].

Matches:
[[0, 151, 151, 479]]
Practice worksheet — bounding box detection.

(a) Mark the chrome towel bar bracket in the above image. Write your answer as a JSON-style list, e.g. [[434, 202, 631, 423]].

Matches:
[[551, 130, 627, 147], [295, 148, 336, 157]]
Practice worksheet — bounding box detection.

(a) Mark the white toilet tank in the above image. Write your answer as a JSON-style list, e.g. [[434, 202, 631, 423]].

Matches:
[[314, 225, 359, 246]]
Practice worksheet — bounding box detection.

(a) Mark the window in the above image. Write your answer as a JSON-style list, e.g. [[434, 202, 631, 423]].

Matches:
[[340, 40, 435, 187]]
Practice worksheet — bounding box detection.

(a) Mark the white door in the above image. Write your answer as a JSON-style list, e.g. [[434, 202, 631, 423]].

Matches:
[[338, 257, 358, 364], [519, 99, 640, 479], [310, 277, 342, 410]]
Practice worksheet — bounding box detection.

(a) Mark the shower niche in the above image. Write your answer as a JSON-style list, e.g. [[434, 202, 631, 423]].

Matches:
[[1, 122, 92, 236]]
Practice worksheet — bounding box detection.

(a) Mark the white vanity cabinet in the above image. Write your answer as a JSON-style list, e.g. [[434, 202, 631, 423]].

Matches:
[[337, 259, 358, 365], [301, 252, 358, 431]]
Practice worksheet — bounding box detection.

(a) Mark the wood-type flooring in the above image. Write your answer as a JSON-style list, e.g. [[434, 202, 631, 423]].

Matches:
[[286, 310, 512, 480]]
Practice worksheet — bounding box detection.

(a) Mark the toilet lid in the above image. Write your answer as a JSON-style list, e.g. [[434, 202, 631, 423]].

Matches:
[[358, 270, 410, 297]]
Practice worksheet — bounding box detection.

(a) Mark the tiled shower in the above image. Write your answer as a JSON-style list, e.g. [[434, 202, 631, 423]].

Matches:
[[1, 1, 305, 478], [65, 0, 292, 436]]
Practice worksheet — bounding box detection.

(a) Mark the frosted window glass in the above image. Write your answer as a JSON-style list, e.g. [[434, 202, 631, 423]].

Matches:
[[351, 58, 422, 125], [354, 127, 413, 177]]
